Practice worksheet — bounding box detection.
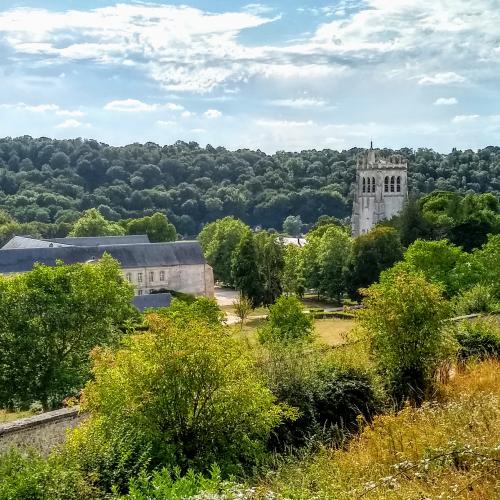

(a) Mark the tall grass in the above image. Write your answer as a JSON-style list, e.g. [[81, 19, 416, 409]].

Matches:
[[255, 360, 500, 499]]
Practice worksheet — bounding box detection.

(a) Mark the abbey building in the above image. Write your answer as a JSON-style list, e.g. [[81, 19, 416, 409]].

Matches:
[[351, 145, 408, 236]]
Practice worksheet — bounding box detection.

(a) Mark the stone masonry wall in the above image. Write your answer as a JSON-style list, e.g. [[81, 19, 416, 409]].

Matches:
[[0, 406, 84, 456]]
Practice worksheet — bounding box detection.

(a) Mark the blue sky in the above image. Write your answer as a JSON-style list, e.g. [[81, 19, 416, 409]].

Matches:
[[0, 0, 499, 152]]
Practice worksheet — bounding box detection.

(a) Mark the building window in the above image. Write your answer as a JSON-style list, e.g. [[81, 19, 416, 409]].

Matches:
[[396, 176, 401, 192], [137, 272, 143, 283], [384, 176, 389, 192], [390, 176, 395, 192], [138, 289, 143, 296], [126, 273, 131, 282], [362, 177, 366, 193], [367, 177, 371, 193], [149, 271, 154, 282], [160, 270, 165, 281], [372, 177, 375, 193]]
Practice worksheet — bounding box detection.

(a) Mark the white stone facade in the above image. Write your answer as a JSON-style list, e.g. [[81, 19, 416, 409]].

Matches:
[[123, 263, 214, 298], [351, 147, 408, 236]]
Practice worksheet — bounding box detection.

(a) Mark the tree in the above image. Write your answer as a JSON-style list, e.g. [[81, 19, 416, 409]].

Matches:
[[70, 208, 125, 237], [258, 295, 314, 344], [358, 268, 452, 404], [317, 226, 352, 302], [283, 244, 305, 296], [231, 233, 264, 307], [282, 215, 302, 237], [198, 217, 250, 286], [345, 226, 403, 299], [0, 255, 135, 409], [402, 239, 464, 297], [233, 293, 253, 330], [125, 212, 177, 242], [395, 197, 432, 247], [70, 313, 285, 487], [254, 231, 285, 306]]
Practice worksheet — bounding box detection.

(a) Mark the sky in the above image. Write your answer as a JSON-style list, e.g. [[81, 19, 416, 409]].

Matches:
[[0, 0, 499, 153]]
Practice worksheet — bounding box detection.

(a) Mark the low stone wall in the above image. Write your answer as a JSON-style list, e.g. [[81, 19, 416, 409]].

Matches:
[[0, 406, 84, 455]]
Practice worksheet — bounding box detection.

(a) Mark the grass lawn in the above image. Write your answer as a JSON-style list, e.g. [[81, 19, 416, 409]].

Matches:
[[0, 409, 33, 424], [314, 318, 356, 346]]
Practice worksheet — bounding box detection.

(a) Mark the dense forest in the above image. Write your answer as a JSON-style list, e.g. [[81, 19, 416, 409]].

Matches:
[[0, 136, 499, 235]]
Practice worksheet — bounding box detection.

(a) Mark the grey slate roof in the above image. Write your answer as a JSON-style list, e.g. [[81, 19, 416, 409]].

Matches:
[[48, 235, 150, 246], [133, 293, 172, 311], [1, 236, 71, 250], [0, 241, 205, 274]]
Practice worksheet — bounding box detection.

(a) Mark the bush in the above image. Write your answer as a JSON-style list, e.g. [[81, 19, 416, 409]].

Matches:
[[358, 268, 453, 405], [67, 314, 288, 492], [0, 448, 98, 499], [453, 284, 498, 315], [456, 319, 500, 362], [258, 295, 314, 344], [259, 344, 380, 450], [157, 296, 224, 326]]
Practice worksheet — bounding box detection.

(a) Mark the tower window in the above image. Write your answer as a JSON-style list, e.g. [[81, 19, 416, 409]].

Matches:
[[390, 176, 395, 192], [396, 176, 401, 192], [372, 177, 375, 193], [384, 176, 389, 192], [367, 177, 371, 193], [362, 177, 366, 193]]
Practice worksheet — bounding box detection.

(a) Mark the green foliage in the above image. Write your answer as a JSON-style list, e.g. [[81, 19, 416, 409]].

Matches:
[[123, 212, 177, 242], [254, 230, 285, 305], [282, 244, 305, 297], [258, 344, 381, 450], [402, 239, 464, 297], [157, 296, 224, 326], [231, 232, 264, 307], [122, 465, 235, 499], [345, 226, 403, 299], [233, 293, 253, 330], [455, 319, 500, 362], [358, 269, 453, 404], [453, 284, 498, 315], [70, 208, 125, 237], [317, 226, 352, 302], [199, 216, 250, 285], [282, 215, 302, 236], [259, 295, 314, 344], [0, 448, 97, 499], [0, 254, 135, 409], [69, 313, 285, 491]]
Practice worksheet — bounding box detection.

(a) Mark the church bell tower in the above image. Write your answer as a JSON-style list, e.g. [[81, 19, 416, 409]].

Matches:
[[351, 144, 408, 237]]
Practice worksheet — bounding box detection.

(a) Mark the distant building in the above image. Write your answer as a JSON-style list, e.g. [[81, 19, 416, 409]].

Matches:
[[0, 235, 214, 304], [351, 144, 408, 236]]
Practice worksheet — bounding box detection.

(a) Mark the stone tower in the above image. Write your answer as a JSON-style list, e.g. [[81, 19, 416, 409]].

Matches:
[[351, 144, 408, 237]]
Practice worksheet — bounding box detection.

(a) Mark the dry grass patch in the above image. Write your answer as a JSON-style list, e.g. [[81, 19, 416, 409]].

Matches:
[[256, 360, 500, 499], [314, 318, 355, 346], [0, 409, 33, 423]]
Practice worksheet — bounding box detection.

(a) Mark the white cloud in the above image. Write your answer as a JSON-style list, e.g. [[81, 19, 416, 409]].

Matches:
[[418, 72, 466, 86], [203, 109, 222, 119], [452, 114, 480, 124], [181, 111, 195, 118], [269, 98, 328, 108], [55, 119, 89, 129], [104, 99, 157, 112], [0, 102, 85, 116], [243, 4, 275, 15], [434, 97, 458, 106]]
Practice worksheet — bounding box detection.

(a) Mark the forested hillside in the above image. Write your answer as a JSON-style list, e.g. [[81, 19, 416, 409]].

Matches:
[[1, 136, 499, 235]]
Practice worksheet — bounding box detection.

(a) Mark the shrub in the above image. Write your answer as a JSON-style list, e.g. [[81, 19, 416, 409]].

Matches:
[[358, 268, 453, 405], [67, 314, 287, 492], [258, 295, 314, 344], [0, 448, 98, 499], [157, 296, 224, 326], [453, 284, 497, 315], [456, 319, 500, 362], [259, 343, 380, 450]]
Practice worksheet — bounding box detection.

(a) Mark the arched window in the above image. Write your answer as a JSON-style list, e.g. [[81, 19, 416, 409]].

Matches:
[[390, 176, 395, 192], [367, 177, 371, 193], [372, 177, 376, 193], [384, 176, 389, 192], [396, 176, 401, 192], [362, 177, 366, 193]]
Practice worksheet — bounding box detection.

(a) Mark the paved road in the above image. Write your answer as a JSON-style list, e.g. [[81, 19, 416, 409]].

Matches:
[[214, 287, 238, 306]]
